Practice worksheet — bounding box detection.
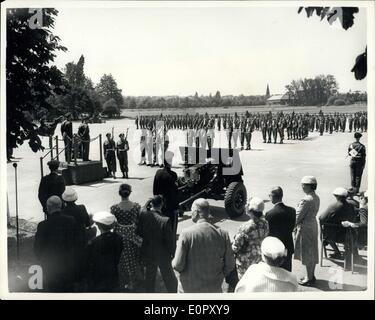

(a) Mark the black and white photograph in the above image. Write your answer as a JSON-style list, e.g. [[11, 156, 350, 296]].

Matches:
[[0, 0, 373, 299]]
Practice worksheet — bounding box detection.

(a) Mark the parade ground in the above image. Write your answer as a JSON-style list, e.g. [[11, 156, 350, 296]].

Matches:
[[7, 112, 368, 293]]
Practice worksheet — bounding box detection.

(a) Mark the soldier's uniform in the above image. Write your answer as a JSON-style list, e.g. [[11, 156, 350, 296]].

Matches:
[[292, 118, 298, 140], [139, 129, 146, 165], [117, 135, 129, 178], [286, 116, 293, 140], [329, 116, 334, 134], [340, 115, 347, 132], [266, 118, 272, 143], [278, 117, 285, 144], [319, 116, 325, 136], [103, 137, 117, 178], [226, 117, 233, 149], [244, 118, 253, 150], [360, 114, 367, 132], [145, 124, 154, 166], [78, 121, 90, 161], [240, 117, 247, 150], [348, 133, 366, 194], [271, 118, 278, 144], [232, 116, 240, 148], [207, 117, 215, 149], [61, 117, 73, 163], [260, 117, 267, 143], [348, 115, 354, 132]]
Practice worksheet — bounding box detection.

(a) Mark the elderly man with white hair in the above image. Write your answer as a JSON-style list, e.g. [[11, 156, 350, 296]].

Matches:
[[232, 197, 269, 279], [235, 237, 298, 292], [172, 198, 235, 293]]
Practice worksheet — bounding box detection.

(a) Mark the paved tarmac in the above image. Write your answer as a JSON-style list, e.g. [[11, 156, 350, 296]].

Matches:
[[6, 118, 368, 291]]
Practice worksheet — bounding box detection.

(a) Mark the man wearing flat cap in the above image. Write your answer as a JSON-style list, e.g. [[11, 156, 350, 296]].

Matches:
[[319, 187, 356, 260], [348, 132, 366, 194], [34, 196, 79, 292], [78, 118, 90, 161], [235, 237, 298, 292], [38, 160, 66, 216]]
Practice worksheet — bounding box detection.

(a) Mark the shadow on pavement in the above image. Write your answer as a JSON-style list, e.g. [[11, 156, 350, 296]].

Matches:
[[209, 205, 250, 223]]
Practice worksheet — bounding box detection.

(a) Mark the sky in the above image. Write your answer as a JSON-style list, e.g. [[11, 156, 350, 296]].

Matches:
[[51, 5, 368, 96]]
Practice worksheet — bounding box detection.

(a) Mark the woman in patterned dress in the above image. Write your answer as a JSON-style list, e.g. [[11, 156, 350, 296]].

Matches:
[[232, 197, 269, 279], [111, 183, 143, 291]]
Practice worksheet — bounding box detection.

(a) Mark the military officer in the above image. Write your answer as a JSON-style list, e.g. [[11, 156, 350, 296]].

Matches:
[[117, 133, 129, 178], [244, 117, 253, 150], [78, 118, 90, 161], [103, 133, 117, 178], [60, 113, 73, 163], [348, 132, 366, 194], [139, 129, 147, 165]]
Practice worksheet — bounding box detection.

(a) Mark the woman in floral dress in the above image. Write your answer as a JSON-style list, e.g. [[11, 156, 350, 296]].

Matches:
[[111, 183, 143, 291], [232, 197, 269, 279]]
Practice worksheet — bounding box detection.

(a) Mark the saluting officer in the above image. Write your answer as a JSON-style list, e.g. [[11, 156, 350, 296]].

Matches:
[[117, 133, 129, 178], [348, 132, 366, 194], [103, 133, 117, 178]]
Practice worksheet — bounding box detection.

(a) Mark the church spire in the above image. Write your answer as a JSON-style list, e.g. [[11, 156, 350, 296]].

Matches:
[[265, 84, 270, 98]]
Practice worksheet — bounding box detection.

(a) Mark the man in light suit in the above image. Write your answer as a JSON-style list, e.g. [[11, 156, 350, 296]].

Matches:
[[172, 199, 235, 293], [265, 186, 296, 272]]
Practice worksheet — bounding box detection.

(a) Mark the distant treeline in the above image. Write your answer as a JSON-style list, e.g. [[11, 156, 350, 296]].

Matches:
[[122, 91, 267, 110], [285, 74, 367, 106]]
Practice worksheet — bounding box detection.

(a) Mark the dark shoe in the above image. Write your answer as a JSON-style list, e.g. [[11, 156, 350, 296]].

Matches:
[[147, 164, 152, 167], [298, 276, 316, 286], [122, 174, 126, 179]]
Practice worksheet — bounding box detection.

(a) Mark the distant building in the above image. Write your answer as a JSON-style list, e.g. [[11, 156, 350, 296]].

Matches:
[[267, 93, 294, 105]]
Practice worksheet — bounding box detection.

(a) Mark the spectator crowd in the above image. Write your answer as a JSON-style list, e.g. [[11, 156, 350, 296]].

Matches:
[[34, 158, 368, 293]]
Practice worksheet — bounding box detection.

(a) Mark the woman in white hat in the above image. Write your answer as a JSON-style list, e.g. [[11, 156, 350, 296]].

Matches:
[[294, 176, 320, 286], [232, 197, 269, 279]]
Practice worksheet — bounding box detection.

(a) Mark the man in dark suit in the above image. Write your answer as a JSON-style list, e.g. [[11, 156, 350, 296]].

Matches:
[[265, 186, 296, 272], [137, 195, 177, 293], [38, 160, 66, 216], [153, 151, 179, 231], [34, 196, 79, 292]]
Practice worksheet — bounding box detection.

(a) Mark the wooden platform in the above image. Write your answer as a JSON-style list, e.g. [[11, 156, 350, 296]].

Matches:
[[61, 161, 107, 185]]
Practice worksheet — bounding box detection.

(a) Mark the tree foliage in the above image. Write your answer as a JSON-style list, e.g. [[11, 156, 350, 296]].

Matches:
[[96, 74, 124, 107], [50, 55, 102, 119], [285, 75, 338, 106], [6, 8, 67, 152], [122, 93, 266, 109], [102, 98, 120, 117], [298, 6, 366, 80]]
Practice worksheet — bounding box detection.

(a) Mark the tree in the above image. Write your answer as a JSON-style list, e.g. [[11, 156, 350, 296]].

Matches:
[[285, 75, 338, 106], [102, 98, 120, 118], [6, 8, 67, 153], [50, 55, 100, 119], [96, 74, 123, 107]]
